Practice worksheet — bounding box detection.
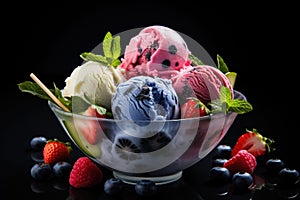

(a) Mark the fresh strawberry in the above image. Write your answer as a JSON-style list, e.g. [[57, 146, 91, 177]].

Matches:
[[181, 97, 210, 118], [43, 139, 72, 165], [231, 128, 274, 157], [69, 157, 103, 188], [224, 149, 257, 175], [76, 106, 102, 145]]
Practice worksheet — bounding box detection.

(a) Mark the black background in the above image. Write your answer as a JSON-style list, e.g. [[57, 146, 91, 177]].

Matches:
[[2, 3, 299, 200]]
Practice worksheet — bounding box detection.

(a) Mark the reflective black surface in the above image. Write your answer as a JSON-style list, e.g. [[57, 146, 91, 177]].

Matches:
[[3, 4, 299, 199]]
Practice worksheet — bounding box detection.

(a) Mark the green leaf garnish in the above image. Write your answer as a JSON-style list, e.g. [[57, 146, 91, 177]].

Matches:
[[210, 86, 253, 114], [81, 32, 121, 68], [217, 54, 229, 73], [18, 81, 73, 112], [189, 54, 204, 66]]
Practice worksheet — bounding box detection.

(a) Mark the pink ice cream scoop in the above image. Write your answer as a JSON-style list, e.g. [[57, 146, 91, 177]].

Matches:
[[172, 65, 234, 105], [118, 25, 191, 79]]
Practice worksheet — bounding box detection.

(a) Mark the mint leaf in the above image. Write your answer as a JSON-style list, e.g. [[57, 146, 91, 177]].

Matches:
[[81, 32, 121, 68], [111, 58, 121, 68], [80, 52, 108, 65], [189, 54, 203, 66], [209, 86, 253, 114], [217, 54, 229, 73], [112, 35, 121, 59], [18, 81, 73, 112], [219, 86, 232, 103], [227, 99, 253, 114], [103, 32, 113, 58], [18, 81, 52, 101]]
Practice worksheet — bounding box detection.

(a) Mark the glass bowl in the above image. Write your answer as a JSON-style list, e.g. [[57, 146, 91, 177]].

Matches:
[[48, 90, 245, 185]]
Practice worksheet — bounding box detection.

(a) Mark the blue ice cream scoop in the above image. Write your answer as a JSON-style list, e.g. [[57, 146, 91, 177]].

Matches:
[[111, 76, 180, 122]]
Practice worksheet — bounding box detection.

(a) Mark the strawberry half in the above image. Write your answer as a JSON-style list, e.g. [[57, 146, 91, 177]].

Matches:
[[76, 106, 103, 145], [181, 97, 210, 118], [231, 128, 274, 157]]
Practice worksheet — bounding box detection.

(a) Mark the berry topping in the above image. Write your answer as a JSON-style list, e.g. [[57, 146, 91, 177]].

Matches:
[[224, 149, 257, 175], [69, 157, 103, 188], [181, 97, 209, 118], [231, 128, 274, 157]]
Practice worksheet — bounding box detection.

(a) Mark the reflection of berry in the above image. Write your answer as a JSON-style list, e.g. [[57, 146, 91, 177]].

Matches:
[[224, 150, 257, 175]]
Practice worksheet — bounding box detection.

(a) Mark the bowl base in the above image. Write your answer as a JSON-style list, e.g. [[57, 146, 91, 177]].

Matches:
[[113, 171, 183, 185]]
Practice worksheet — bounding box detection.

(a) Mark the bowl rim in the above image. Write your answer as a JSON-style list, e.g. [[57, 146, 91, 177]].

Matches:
[[48, 90, 245, 123]]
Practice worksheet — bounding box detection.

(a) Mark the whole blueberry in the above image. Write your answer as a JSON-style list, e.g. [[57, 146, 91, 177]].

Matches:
[[209, 166, 231, 184], [214, 144, 232, 159], [135, 180, 158, 196], [265, 158, 285, 175], [104, 178, 124, 195], [30, 136, 47, 150], [232, 172, 253, 192], [212, 158, 228, 167], [278, 168, 300, 185], [31, 163, 52, 181], [52, 161, 72, 178]]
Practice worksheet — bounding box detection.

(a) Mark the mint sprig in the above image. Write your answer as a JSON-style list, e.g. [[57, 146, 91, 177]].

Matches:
[[80, 32, 121, 68], [189, 54, 204, 66], [210, 86, 253, 114]]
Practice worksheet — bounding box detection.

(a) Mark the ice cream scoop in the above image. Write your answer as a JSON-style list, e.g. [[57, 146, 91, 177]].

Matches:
[[111, 75, 180, 122], [62, 61, 125, 109], [172, 65, 234, 105], [118, 25, 191, 79]]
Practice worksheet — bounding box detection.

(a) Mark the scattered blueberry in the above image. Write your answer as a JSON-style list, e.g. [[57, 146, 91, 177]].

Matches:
[[214, 144, 232, 159], [278, 168, 300, 185], [212, 158, 228, 167], [30, 136, 47, 150], [104, 178, 124, 195], [52, 161, 72, 178], [209, 166, 231, 184], [231, 172, 253, 191], [31, 163, 52, 181], [265, 158, 285, 175], [30, 151, 44, 163], [135, 180, 158, 196]]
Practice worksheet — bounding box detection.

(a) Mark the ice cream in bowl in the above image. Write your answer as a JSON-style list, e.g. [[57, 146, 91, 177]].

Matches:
[[19, 25, 252, 185]]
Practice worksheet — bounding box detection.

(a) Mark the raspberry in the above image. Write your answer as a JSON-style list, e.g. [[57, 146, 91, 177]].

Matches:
[[224, 150, 257, 175], [69, 157, 103, 188]]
